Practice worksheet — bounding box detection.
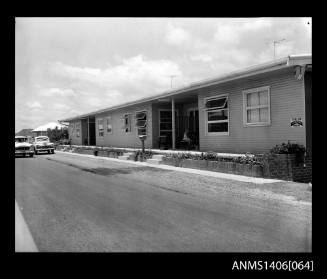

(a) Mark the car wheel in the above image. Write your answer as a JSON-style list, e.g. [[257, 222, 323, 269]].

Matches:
[[30, 154, 34, 157], [35, 150, 38, 155], [48, 150, 51, 154], [51, 150, 55, 154]]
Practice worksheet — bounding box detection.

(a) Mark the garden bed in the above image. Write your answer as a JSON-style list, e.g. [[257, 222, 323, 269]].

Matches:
[[160, 142, 312, 182], [161, 157, 263, 177], [56, 143, 311, 182]]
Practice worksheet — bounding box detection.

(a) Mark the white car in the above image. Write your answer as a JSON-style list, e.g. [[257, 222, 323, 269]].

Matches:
[[33, 136, 55, 154], [15, 136, 35, 157]]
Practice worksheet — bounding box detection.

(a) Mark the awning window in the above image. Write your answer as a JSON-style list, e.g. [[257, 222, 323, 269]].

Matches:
[[205, 97, 228, 110]]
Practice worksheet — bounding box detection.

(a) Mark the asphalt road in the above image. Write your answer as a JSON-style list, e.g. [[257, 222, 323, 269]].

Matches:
[[15, 152, 312, 252]]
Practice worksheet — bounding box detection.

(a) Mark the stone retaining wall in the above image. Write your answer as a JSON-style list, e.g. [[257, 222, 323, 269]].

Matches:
[[161, 158, 263, 178], [56, 145, 311, 182], [261, 153, 312, 183], [161, 154, 311, 182]]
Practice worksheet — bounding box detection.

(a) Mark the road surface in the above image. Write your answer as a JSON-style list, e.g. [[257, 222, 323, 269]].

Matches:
[[15, 152, 312, 252]]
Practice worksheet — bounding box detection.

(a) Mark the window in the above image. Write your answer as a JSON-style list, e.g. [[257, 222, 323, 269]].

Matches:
[[75, 122, 81, 137], [135, 111, 147, 136], [243, 86, 270, 126], [123, 114, 132, 133], [98, 119, 104, 137], [70, 123, 75, 137], [159, 110, 178, 137], [106, 117, 112, 134], [205, 95, 229, 134]]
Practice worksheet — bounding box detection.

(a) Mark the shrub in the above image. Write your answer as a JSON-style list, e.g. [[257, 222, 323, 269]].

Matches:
[[270, 141, 306, 155], [269, 141, 306, 165], [134, 150, 153, 159], [165, 152, 262, 165], [232, 154, 263, 166]]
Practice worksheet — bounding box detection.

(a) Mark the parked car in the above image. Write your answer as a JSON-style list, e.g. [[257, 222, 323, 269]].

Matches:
[[15, 136, 35, 157], [33, 136, 55, 154]]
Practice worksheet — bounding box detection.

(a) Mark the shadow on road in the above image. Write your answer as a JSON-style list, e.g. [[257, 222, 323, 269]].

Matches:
[[81, 166, 171, 176], [45, 157, 173, 177]]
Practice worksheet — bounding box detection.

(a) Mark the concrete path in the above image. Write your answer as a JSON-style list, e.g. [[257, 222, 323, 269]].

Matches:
[[15, 200, 38, 252]]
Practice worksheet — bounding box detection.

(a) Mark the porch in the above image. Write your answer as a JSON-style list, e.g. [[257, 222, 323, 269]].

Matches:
[[152, 90, 200, 151]]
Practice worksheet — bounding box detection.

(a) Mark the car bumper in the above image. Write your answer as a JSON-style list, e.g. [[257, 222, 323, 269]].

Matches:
[[15, 150, 34, 155], [35, 148, 54, 152]]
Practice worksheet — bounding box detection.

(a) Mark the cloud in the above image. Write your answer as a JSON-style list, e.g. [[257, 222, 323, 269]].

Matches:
[[26, 101, 42, 109], [214, 24, 240, 44], [214, 18, 273, 45], [165, 23, 191, 45], [50, 55, 184, 96], [38, 87, 76, 97], [53, 103, 72, 110], [190, 54, 213, 62]]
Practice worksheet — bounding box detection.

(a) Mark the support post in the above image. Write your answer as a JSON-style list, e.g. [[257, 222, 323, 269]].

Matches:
[[87, 117, 90, 146], [172, 98, 175, 150]]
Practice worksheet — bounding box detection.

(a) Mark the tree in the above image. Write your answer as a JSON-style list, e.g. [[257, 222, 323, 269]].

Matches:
[[47, 127, 69, 142]]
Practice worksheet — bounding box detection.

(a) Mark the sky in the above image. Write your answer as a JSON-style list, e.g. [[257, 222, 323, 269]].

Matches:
[[15, 17, 312, 132]]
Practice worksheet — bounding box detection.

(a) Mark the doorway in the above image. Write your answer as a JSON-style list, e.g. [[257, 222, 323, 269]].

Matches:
[[187, 108, 199, 148], [88, 117, 96, 146]]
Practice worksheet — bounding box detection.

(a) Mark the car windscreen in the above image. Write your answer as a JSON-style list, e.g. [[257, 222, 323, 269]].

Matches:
[[35, 137, 49, 142], [15, 138, 27, 143]]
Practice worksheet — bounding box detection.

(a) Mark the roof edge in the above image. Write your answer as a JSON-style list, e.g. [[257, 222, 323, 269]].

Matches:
[[60, 54, 311, 122]]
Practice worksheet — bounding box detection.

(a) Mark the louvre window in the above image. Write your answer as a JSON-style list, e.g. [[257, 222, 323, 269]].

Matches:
[[205, 95, 229, 134], [98, 119, 104, 137], [205, 97, 228, 110], [159, 110, 178, 137], [135, 111, 147, 136], [70, 123, 75, 137], [75, 122, 81, 137]]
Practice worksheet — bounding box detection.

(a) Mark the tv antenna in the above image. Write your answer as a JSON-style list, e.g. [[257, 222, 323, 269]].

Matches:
[[265, 38, 286, 59], [272, 39, 286, 59]]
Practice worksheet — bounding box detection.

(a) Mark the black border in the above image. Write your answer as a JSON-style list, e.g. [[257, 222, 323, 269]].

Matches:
[[7, 15, 319, 274]]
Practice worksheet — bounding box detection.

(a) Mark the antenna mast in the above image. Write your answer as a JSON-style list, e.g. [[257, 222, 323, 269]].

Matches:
[[273, 39, 286, 59]]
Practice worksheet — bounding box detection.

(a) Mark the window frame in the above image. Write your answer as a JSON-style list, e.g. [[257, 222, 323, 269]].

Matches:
[[97, 118, 104, 138], [204, 94, 229, 136], [75, 122, 81, 138], [135, 110, 148, 136], [242, 86, 271, 127], [106, 116, 113, 134], [122, 113, 132, 134], [70, 123, 75, 137], [158, 109, 179, 137]]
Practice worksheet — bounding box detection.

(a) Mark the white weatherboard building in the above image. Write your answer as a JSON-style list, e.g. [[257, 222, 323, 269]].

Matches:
[[32, 122, 67, 137], [61, 55, 312, 156]]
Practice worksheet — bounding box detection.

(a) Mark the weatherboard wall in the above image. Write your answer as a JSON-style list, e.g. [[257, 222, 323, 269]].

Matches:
[[197, 67, 306, 154], [67, 67, 307, 154], [94, 102, 153, 149]]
